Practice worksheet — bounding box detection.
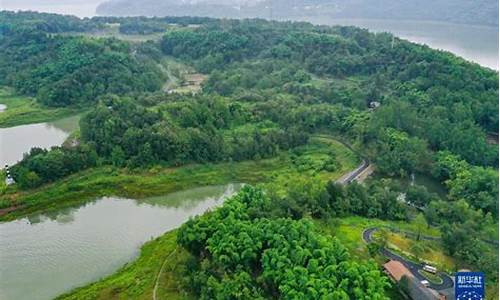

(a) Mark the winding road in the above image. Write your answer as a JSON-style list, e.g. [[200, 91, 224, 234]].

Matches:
[[362, 227, 454, 291], [332, 138, 371, 185], [329, 139, 456, 291]]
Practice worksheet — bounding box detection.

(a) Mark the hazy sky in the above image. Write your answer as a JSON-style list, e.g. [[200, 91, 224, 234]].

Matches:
[[0, 0, 104, 17]]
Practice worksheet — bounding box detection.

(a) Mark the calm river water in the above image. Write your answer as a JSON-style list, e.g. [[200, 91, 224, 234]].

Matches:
[[0, 5, 496, 300], [298, 17, 499, 70], [0, 115, 80, 167], [0, 183, 242, 300], [2, 1, 497, 69]]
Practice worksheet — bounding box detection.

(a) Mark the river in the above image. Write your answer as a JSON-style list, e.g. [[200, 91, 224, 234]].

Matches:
[[298, 17, 499, 70], [0, 115, 80, 167], [1, 2, 497, 69], [0, 5, 496, 299], [0, 183, 242, 300]]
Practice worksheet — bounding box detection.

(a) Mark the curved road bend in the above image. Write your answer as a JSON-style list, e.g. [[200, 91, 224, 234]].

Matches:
[[330, 137, 371, 185], [362, 228, 454, 291]]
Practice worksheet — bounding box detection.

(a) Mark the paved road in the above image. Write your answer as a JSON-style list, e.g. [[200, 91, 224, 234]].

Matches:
[[332, 138, 371, 185], [362, 227, 454, 291], [336, 159, 369, 184]]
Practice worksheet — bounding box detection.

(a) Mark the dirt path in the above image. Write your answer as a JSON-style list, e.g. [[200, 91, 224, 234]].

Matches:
[[152, 246, 178, 300], [0, 205, 23, 217]]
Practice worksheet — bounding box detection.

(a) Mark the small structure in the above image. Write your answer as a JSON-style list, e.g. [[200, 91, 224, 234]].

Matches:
[[3, 165, 15, 186], [384, 260, 413, 282], [5, 175, 15, 186], [400, 275, 440, 300], [369, 101, 381, 110], [383, 260, 440, 300]]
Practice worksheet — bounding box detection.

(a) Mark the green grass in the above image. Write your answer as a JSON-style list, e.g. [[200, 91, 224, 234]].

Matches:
[[322, 216, 452, 272], [25, 136, 359, 299], [318, 215, 496, 290], [0, 136, 357, 221], [418, 269, 443, 285], [382, 232, 456, 272], [314, 216, 442, 263], [315, 216, 455, 299], [59, 215, 410, 300], [56, 230, 193, 300], [59, 24, 166, 43], [0, 87, 82, 127], [159, 56, 206, 94]]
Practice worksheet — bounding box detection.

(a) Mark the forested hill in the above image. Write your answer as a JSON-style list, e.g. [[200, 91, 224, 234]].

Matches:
[[96, 0, 499, 27], [2, 13, 498, 295], [0, 12, 165, 107]]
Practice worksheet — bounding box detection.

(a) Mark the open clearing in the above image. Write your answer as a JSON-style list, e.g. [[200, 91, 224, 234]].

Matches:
[[0, 87, 80, 128]]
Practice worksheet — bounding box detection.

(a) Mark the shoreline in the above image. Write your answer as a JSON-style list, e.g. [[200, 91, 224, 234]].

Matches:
[[0, 136, 359, 222]]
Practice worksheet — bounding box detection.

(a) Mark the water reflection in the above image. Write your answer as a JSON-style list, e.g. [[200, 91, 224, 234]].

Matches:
[[25, 206, 78, 225], [0, 115, 80, 167], [0, 183, 241, 300], [373, 172, 447, 198], [140, 183, 244, 209]]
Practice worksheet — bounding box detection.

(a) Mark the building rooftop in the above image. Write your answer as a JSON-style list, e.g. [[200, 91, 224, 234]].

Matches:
[[384, 260, 414, 282]]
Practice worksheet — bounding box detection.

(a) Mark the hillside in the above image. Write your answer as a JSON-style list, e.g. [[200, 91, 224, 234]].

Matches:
[[0, 12, 498, 299]]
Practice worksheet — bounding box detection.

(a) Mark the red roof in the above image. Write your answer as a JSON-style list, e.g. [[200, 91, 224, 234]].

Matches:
[[384, 260, 414, 281]]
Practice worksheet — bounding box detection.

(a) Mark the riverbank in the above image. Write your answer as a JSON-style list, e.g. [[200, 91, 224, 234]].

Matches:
[[1, 135, 359, 299], [0, 136, 359, 221], [296, 17, 499, 70], [1, 185, 239, 300], [59, 216, 423, 300], [0, 87, 83, 128], [56, 230, 192, 300], [0, 114, 81, 167]]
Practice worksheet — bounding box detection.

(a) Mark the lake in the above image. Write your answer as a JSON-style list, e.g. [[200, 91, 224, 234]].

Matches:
[[0, 183, 243, 300], [297, 17, 499, 70], [0, 115, 80, 167], [373, 172, 447, 198]]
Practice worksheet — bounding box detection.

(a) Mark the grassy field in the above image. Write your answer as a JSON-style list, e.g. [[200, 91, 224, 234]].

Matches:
[[0, 87, 81, 127], [160, 57, 207, 94], [318, 216, 456, 273], [382, 232, 456, 272], [56, 230, 193, 300], [418, 270, 443, 285], [61, 23, 166, 43], [59, 217, 412, 300], [12, 136, 358, 299], [314, 216, 441, 261], [0, 136, 358, 221], [319, 216, 499, 299]]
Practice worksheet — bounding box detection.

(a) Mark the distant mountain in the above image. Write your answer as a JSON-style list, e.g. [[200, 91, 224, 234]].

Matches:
[[96, 0, 498, 26]]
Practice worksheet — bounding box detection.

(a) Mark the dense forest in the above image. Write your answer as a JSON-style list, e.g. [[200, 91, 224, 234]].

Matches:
[[1, 12, 498, 298], [177, 185, 389, 299], [0, 14, 164, 106], [96, 0, 499, 27]]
